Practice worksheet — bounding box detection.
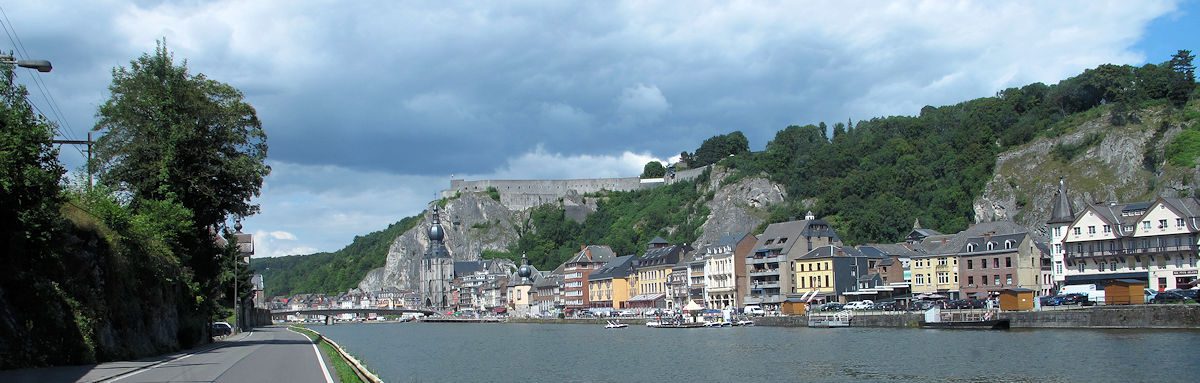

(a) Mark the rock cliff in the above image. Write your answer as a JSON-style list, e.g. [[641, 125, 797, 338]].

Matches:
[[695, 168, 786, 246], [974, 105, 1200, 237]]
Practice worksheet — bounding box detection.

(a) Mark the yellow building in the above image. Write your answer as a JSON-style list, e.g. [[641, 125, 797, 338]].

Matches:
[[793, 245, 880, 303], [910, 254, 959, 296], [630, 240, 686, 308], [794, 258, 836, 296], [587, 255, 638, 310]]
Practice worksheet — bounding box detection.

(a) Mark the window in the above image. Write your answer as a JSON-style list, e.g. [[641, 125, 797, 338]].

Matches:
[[981, 276, 988, 285], [937, 272, 949, 284], [1177, 218, 1186, 227], [1099, 262, 1106, 271], [1005, 274, 1013, 285], [1077, 263, 1085, 272], [993, 258, 1000, 268], [915, 274, 925, 285], [967, 259, 974, 270], [994, 275, 1001, 285], [764, 239, 775, 245], [1110, 262, 1117, 271], [987, 242, 995, 251], [1143, 221, 1151, 230], [1004, 240, 1013, 250], [1056, 262, 1063, 274], [1103, 224, 1111, 233], [982, 259, 988, 269], [1054, 244, 1062, 254], [967, 243, 975, 252], [1074, 227, 1082, 235], [1054, 227, 1061, 237], [1176, 256, 1183, 267], [968, 276, 975, 285], [939, 258, 947, 266], [1088, 226, 1096, 234], [1005, 257, 1012, 268], [779, 238, 789, 244], [1159, 219, 1168, 229], [824, 275, 829, 286]]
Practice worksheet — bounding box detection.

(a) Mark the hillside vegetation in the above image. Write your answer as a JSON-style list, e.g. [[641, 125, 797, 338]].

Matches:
[[251, 215, 422, 296]]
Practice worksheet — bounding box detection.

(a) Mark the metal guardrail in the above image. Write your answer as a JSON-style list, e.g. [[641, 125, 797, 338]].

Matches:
[[302, 327, 383, 383]]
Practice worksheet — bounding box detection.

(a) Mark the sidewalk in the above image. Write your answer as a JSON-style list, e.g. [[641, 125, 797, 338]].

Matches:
[[0, 332, 251, 383]]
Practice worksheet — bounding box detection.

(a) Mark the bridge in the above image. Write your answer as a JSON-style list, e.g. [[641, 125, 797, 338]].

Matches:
[[271, 307, 437, 317]]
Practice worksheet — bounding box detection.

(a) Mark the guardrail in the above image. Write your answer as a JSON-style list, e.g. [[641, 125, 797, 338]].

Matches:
[[300, 327, 383, 383]]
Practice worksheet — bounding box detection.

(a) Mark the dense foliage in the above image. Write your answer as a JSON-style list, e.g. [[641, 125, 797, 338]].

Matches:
[[251, 215, 423, 296], [486, 176, 711, 269], [680, 131, 749, 168], [641, 161, 666, 178], [725, 51, 1198, 244], [0, 42, 270, 368]]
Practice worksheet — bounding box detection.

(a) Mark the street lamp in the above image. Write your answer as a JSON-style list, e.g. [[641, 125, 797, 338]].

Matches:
[[0, 54, 52, 72]]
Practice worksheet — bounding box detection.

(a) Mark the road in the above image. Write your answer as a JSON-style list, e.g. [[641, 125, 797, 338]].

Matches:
[[0, 326, 337, 383]]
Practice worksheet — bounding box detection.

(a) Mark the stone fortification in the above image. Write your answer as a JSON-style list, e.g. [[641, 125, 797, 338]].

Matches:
[[443, 178, 649, 211]]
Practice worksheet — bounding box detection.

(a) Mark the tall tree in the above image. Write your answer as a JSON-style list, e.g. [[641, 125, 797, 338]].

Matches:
[[641, 161, 666, 178], [92, 41, 270, 230], [1167, 49, 1196, 107]]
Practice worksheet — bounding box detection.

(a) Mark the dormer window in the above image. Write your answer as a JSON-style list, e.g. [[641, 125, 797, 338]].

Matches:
[[765, 239, 775, 245], [1177, 218, 1186, 227], [1074, 227, 1082, 235], [1004, 240, 1013, 250], [1103, 225, 1111, 233], [967, 243, 976, 252], [1143, 221, 1151, 230], [1088, 226, 1096, 234], [779, 238, 789, 244], [1159, 219, 1167, 229], [986, 242, 995, 251]]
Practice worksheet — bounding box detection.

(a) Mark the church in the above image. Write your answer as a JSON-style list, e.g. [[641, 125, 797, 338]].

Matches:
[[420, 207, 454, 309]]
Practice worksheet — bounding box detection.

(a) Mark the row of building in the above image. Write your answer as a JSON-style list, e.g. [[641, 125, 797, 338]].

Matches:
[[361, 179, 1200, 316]]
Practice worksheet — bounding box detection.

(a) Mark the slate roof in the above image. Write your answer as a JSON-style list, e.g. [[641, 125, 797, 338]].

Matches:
[[589, 255, 638, 280], [534, 273, 561, 289], [912, 220, 1028, 257], [1048, 177, 1075, 224], [796, 245, 877, 260], [858, 243, 921, 257], [566, 245, 616, 265], [648, 236, 670, 246], [637, 245, 687, 268], [958, 232, 1029, 256], [751, 219, 840, 258]]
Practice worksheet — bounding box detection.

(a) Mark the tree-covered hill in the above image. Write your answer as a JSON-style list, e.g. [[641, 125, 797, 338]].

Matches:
[[250, 215, 421, 296]]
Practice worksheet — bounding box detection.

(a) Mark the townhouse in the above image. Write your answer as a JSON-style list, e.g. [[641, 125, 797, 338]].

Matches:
[[793, 245, 882, 303], [562, 245, 616, 313], [587, 255, 638, 312], [630, 239, 689, 309], [703, 233, 756, 310], [744, 212, 841, 311]]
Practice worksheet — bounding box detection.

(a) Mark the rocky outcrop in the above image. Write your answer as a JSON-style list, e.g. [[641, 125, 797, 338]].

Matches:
[[358, 192, 521, 292], [974, 105, 1199, 237], [695, 168, 786, 246]]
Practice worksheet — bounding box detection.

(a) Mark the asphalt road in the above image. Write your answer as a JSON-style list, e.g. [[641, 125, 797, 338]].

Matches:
[[0, 326, 337, 383]]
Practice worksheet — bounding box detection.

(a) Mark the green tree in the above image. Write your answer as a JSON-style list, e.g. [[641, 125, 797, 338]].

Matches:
[[1168, 49, 1196, 107], [92, 41, 270, 230], [691, 131, 750, 167], [91, 41, 270, 318], [641, 161, 666, 178]]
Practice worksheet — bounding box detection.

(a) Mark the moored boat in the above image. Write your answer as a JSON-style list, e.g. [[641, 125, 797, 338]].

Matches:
[[604, 320, 628, 329]]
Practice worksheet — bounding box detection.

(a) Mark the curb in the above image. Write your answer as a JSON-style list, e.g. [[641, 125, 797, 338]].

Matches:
[[91, 331, 252, 383]]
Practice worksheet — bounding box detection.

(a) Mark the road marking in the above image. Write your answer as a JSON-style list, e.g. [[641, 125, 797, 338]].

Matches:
[[287, 327, 334, 383], [99, 331, 253, 382]]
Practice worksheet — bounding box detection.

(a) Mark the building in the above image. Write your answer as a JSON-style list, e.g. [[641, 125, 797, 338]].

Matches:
[[703, 233, 756, 310], [793, 245, 881, 303], [630, 239, 688, 309], [1057, 189, 1200, 291], [506, 255, 541, 317], [562, 245, 616, 313], [957, 231, 1047, 298], [667, 259, 691, 310], [587, 255, 639, 312], [532, 270, 563, 316], [857, 243, 918, 286], [451, 258, 516, 312], [420, 207, 454, 309], [744, 213, 841, 310]]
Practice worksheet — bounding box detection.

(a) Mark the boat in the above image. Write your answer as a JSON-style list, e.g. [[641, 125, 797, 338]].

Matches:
[[807, 310, 852, 328], [735, 320, 754, 326], [604, 320, 628, 329], [651, 322, 706, 329], [918, 308, 1009, 330], [645, 321, 660, 328], [705, 321, 731, 328]]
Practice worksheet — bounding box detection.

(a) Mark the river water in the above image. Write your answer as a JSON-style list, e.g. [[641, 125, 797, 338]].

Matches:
[[310, 322, 1199, 383]]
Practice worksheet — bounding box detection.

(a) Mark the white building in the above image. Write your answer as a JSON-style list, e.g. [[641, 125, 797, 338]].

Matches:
[[703, 238, 740, 309], [1054, 179, 1200, 291]]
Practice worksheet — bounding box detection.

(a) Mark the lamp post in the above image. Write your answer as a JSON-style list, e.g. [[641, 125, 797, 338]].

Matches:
[[0, 54, 52, 72]]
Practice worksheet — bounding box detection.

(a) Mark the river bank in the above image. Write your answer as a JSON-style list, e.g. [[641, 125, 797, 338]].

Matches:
[[507, 305, 1200, 329]]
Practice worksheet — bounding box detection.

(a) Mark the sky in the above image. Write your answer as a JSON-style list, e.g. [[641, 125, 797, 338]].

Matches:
[[3, 0, 1197, 258]]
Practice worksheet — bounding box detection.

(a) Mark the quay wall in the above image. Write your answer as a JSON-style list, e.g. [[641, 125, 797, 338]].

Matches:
[[752, 306, 1200, 329]]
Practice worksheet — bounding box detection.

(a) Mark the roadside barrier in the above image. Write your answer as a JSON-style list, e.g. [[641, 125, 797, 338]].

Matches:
[[301, 327, 383, 383]]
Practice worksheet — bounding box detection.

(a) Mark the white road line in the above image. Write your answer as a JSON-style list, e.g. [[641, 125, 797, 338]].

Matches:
[[100, 331, 253, 382], [288, 327, 334, 383]]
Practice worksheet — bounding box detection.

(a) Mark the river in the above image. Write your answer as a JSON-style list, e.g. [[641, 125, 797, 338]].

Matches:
[[309, 322, 1199, 382]]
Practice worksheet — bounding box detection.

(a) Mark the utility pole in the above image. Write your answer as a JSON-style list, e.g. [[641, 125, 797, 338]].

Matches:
[[52, 132, 94, 188]]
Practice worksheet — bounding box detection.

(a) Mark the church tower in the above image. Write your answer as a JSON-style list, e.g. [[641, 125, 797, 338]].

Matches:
[[1047, 177, 1075, 288], [420, 207, 454, 309]]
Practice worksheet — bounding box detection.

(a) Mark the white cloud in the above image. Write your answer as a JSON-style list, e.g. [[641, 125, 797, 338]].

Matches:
[[268, 231, 297, 240], [617, 83, 670, 119]]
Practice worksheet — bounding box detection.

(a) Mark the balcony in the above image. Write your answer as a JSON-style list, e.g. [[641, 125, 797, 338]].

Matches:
[[748, 255, 782, 265], [751, 281, 780, 289], [749, 269, 780, 277]]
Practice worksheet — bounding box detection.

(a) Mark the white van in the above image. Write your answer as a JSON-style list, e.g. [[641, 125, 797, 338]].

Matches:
[[845, 300, 874, 310], [1061, 284, 1105, 304], [743, 305, 765, 316]]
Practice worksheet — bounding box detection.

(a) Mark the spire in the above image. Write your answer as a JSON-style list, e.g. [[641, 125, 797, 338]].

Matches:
[[1048, 176, 1075, 224], [424, 206, 450, 259]]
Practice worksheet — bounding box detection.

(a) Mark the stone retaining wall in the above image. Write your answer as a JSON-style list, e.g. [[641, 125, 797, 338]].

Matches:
[[753, 306, 1200, 329]]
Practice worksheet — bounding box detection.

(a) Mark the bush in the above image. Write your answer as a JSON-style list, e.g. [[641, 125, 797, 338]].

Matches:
[[1166, 129, 1200, 167]]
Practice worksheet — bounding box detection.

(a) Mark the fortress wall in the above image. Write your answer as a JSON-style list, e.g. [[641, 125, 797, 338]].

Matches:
[[667, 165, 711, 184], [443, 177, 650, 211]]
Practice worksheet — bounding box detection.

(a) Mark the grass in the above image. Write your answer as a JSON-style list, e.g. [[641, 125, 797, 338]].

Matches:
[[289, 326, 367, 383]]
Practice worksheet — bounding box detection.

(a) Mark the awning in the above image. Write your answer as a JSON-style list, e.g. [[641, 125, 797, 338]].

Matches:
[[628, 294, 666, 302]]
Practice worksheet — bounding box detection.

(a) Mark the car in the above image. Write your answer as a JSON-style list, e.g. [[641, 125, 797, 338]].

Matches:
[[617, 309, 637, 317], [844, 300, 874, 310], [873, 301, 898, 311], [1060, 293, 1089, 305], [1167, 289, 1198, 300], [1039, 296, 1064, 306], [743, 305, 766, 316], [1152, 291, 1186, 304], [1144, 289, 1157, 304], [819, 302, 845, 312], [211, 321, 232, 336]]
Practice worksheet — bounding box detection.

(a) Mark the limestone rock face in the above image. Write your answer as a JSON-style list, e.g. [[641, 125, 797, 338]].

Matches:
[[695, 168, 786, 247], [973, 106, 1198, 238], [357, 192, 521, 292]]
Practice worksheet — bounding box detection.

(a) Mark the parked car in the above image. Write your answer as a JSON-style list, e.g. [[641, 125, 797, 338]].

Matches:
[[743, 305, 766, 316], [1167, 289, 1198, 300], [1039, 296, 1064, 306], [617, 309, 637, 317], [1060, 293, 1089, 305], [1144, 289, 1157, 304], [211, 321, 232, 336], [819, 302, 845, 312], [845, 300, 874, 310], [873, 301, 898, 311], [1152, 291, 1186, 304]]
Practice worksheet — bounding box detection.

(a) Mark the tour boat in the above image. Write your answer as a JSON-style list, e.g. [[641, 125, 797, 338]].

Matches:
[[918, 309, 1009, 330], [605, 320, 628, 329]]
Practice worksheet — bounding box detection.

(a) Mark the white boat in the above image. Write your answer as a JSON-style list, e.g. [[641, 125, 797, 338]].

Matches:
[[735, 320, 754, 326], [645, 321, 660, 328], [605, 320, 628, 329]]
